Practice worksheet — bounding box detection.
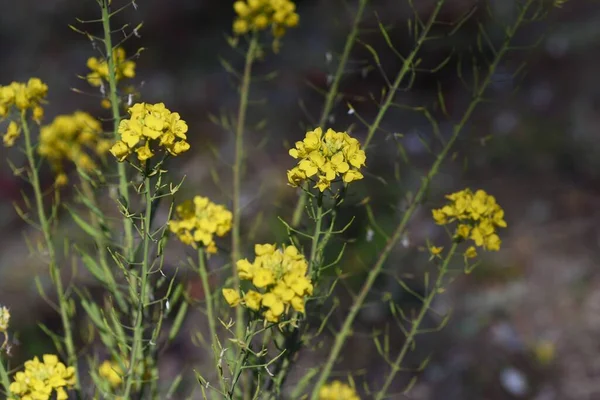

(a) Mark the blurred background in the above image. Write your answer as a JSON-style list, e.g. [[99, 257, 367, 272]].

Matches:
[[1, 0, 600, 399]]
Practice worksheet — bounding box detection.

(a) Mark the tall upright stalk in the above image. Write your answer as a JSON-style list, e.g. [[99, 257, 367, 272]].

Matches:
[[197, 248, 227, 394], [123, 175, 153, 398], [232, 35, 258, 340], [308, 1, 534, 397], [231, 33, 259, 400], [100, 0, 134, 261], [20, 112, 80, 391]]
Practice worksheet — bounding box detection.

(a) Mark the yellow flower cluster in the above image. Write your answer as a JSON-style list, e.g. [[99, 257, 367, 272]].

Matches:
[[9, 354, 76, 400], [169, 196, 233, 254], [0, 78, 47, 121], [0, 305, 9, 333], [86, 47, 136, 88], [288, 127, 366, 192], [109, 102, 190, 162], [233, 0, 299, 37], [99, 360, 124, 388], [222, 244, 313, 323], [432, 188, 507, 251], [38, 112, 111, 185], [319, 380, 360, 400]]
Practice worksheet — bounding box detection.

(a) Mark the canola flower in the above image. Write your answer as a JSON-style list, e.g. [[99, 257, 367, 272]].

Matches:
[[0, 78, 47, 120], [432, 188, 507, 252], [1, 78, 48, 147], [109, 102, 190, 162], [98, 360, 124, 388], [169, 196, 233, 254], [9, 354, 76, 400], [86, 47, 136, 88], [287, 127, 366, 192], [38, 112, 111, 186], [233, 0, 299, 37], [319, 380, 360, 400], [222, 244, 313, 323]]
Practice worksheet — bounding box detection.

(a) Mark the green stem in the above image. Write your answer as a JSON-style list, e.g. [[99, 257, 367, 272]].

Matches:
[[123, 175, 153, 399], [197, 248, 227, 394], [21, 112, 80, 391], [0, 354, 11, 396], [375, 243, 457, 399], [232, 34, 258, 339], [308, 198, 324, 277], [308, 2, 532, 397], [79, 178, 127, 310], [100, 0, 134, 261], [362, 0, 444, 149], [291, 0, 369, 228], [231, 34, 258, 400]]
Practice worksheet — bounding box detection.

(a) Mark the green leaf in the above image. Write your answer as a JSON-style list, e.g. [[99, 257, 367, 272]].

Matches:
[[66, 206, 106, 241]]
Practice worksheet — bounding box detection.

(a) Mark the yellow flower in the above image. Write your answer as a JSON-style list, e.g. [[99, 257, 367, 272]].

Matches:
[[431, 188, 507, 252], [223, 243, 313, 323], [0, 79, 48, 122], [232, 0, 299, 41], [169, 196, 232, 253], [319, 380, 360, 400], [3, 121, 21, 147], [110, 102, 191, 163], [288, 127, 366, 192], [86, 47, 136, 88], [429, 246, 443, 256], [243, 290, 262, 311], [99, 360, 124, 388], [464, 246, 477, 259], [222, 289, 241, 306], [9, 354, 76, 400], [38, 112, 105, 183]]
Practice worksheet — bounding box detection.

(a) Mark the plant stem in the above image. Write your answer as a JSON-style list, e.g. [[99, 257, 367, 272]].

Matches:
[[21, 112, 80, 391], [79, 178, 127, 310], [123, 175, 153, 399], [362, 0, 444, 149], [308, 198, 324, 277], [232, 34, 258, 339], [308, 1, 532, 396], [197, 248, 227, 394], [101, 0, 134, 262], [231, 33, 258, 400], [375, 243, 457, 399], [0, 355, 11, 395], [291, 0, 369, 228]]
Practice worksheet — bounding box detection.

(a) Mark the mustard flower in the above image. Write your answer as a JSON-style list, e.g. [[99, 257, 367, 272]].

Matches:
[[319, 380, 360, 400], [86, 47, 136, 87], [3, 121, 21, 147], [109, 102, 191, 162], [9, 354, 76, 400], [222, 244, 313, 323], [0, 78, 48, 119], [288, 127, 366, 192], [0, 305, 9, 333], [99, 360, 124, 388], [169, 196, 233, 254], [38, 111, 110, 185], [232, 0, 299, 38], [432, 188, 507, 251]]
